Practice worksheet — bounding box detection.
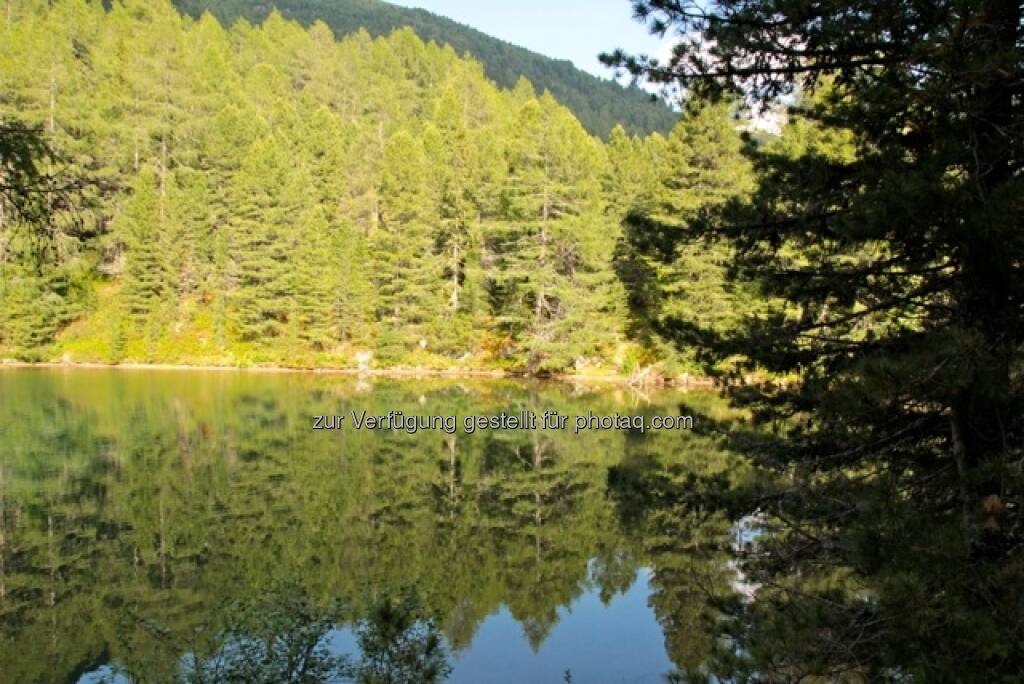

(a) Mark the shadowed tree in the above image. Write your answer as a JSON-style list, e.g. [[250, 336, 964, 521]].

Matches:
[[613, 99, 761, 372], [603, 0, 1024, 679], [0, 120, 90, 358]]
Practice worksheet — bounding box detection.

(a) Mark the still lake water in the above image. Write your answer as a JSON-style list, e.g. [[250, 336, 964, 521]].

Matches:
[[0, 368, 747, 683]]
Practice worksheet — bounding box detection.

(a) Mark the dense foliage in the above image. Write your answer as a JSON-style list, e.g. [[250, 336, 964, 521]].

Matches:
[[0, 0, 762, 375], [603, 0, 1024, 679], [172, 0, 679, 139]]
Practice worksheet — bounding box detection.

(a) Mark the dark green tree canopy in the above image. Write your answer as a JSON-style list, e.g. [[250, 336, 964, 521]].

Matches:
[[607, 0, 1023, 530], [604, 0, 1024, 679]]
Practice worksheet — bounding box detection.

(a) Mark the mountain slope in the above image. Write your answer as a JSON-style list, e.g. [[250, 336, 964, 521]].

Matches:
[[172, 0, 677, 138]]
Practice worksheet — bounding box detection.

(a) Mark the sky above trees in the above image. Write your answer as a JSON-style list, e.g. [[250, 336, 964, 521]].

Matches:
[[387, 0, 671, 80]]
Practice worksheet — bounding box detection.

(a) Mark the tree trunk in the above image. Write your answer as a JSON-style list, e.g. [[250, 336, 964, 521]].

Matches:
[[449, 238, 460, 312], [951, 0, 1020, 534], [535, 188, 550, 326], [950, 402, 975, 536]]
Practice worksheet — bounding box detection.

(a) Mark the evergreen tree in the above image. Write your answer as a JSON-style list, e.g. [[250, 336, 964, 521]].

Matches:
[[424, 87, 488, 353], [290, 206, 336, 351], [0, 0, 704, 372], [332, 218, 373, 345], [166, 166, 211, 302], [115, 167, 170, 326], [228, 134, 303, 341], [0, 118, 88, 359], [174, 0, 681, 138], [373, 129, 444, 358], [615, 100, 759, 369], [0, 265, 60, 357], [605, 0, 1024, 677], [604, 124, 661, 219], [492, 94, 623, 372]]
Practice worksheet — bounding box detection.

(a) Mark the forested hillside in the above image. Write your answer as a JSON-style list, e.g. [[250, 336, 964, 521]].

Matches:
[[0, 0, 765, 374], [172, 0, 679, 138]]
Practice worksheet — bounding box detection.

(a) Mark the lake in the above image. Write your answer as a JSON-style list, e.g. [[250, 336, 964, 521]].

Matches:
[[0, 368, 750, 683]]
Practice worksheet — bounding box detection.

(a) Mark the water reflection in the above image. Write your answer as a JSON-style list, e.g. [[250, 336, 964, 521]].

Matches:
[[0, 369, 749, 683]]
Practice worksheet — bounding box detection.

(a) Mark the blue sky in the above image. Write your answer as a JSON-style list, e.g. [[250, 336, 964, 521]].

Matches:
[[386, 0, 671, 80]]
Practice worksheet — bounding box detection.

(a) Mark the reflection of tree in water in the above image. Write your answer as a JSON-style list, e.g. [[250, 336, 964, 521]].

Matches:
[[344, 591, 450, 684], [121, 586, 449, 684], [608, 395, 1024, 682], [172, 586, 347, 684], [482, 431, 590, 649], [608, 450, 745, 677], [415, 389, 643, 653], [0, 374, 666, 681], [604, 394, 766, 680]]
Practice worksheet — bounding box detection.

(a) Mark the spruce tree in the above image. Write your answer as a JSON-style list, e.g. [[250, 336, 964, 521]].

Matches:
[[291, 206, 336, 351], [115, 167, 169, 326], [373, 129, 444, 359], [228, 134, 300, 342], [493, 94, 623, 372], [615, 100, 759, 369]]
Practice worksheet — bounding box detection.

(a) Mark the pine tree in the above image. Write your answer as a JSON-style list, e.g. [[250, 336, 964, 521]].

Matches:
[[604, 124, 660, 218], [0, 265, 59, 359], [372, 129, 444, 359], [492, 94, 622, 372], [615, 100, 759, 369], [165, 166, 210, 302], [228, 134, 302, 342], [115, 168, 169, 325], [423, 86, 487, 354], [291, 206, 336, 351], [607, 0, 1024, 677], [333, 218, 373, 345]]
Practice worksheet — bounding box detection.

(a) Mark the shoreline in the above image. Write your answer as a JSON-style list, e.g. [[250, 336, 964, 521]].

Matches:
[[0, 360, 718, 388]]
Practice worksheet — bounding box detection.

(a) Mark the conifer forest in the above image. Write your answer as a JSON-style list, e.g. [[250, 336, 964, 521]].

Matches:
[[0, 0, 765, 375]]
